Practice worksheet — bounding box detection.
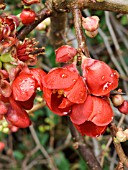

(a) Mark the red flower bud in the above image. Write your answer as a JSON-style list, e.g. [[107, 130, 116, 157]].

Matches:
[[118, 101, 128, 114], [5, 98, 31, 128], [82, 16, 99, 32], [20, 9, 36, 25], [55, 45, 77, 63]]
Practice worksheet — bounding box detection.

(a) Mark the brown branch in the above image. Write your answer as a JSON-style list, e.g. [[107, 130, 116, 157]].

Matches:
[[53, 0, 128, 14], [68, 117, 102, 170], [17, 7, 51, 40], [72, 7, 90, 57], [49, 11, 67, 49], [110, 124, 128, 168]]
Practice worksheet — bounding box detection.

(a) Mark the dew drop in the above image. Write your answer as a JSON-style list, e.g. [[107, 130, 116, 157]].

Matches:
[[101, 76, 105, 80], [72, 79, 76, 82], [110, 73, 114, 77], [61, 73, 68, 78], [103, 82, 112, 91], [63, 112, 68, 115]]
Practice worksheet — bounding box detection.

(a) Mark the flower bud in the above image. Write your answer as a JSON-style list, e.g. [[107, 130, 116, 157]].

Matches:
[[85, 30, 98, 38], [55, 45, 77, 63], [118, 101, 128, 114], [82, 16, 100, 32], [116, 131, 127, 142], [20, 9, 36, 25], [123, 129, 128, 139], [111, 95, 124, 107]]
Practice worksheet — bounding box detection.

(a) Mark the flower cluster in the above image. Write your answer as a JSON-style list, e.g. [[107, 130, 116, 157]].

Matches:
[[0, 14, 45, 133], [43, 45, 119, 137]]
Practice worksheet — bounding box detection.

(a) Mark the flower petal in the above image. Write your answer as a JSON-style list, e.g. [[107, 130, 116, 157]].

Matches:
[[70, 95, 93, 125], [12, 73, 36, 101], [82, 58, 119, 96], [74, 121, 107, 137], [65, 76, 87, 104], [5, 97, 31, 128], [88, 96, 113, 126], [43, 68, 78, 89]]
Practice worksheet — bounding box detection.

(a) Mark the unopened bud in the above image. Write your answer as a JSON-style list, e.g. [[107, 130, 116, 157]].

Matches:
[[123, 129, 128, 139], [82, 16, 100, 32], [112, 95, 124, 107], [55, 45, 77, 63], [118, 100, 128, 114], [85, 29, 98, 38], [116, 131, 127, 142]]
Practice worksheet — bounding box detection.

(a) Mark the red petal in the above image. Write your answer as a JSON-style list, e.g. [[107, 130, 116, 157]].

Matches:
[[43, 87, 67, 116], [70, 95, 93, 125], [5, 98, 31, 128], [58, 98, 73, 108], [82, 58, 119, 96], [31, 68, 46, 89], [43, 68, 78, 89], [88, 96, 113, 126], [17, 92, 36, 110], [65, 76, 87, 104], [12, 73, 36, 101], [74, 121, 107, 137], [118, 101, 128, 114]]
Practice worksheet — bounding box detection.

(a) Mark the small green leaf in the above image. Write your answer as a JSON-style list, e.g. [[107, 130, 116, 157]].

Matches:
[[0, 53, 15, 62]]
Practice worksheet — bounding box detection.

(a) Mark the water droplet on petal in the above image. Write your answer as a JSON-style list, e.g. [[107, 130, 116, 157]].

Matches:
[[63, 112, 68, 115], [101, 76, 105, 80], [72, 79, 76, 82], [110, 73, 114, 77], [61, 74, 68, 78], [103, 82, 112, 91]]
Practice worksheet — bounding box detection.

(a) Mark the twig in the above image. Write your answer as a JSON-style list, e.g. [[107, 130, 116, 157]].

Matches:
[[110, 123, 128, 168], [29, 124, 58, 170], [72, 7, 90, 58]]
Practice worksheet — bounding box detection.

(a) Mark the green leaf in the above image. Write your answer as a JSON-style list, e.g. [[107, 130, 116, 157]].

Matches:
[[54, 152, 70, 170], [13, 150, 24, 160], [0, 53, 15, 62]]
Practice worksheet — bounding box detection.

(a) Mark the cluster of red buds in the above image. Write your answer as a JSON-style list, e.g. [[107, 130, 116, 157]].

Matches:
[[42, 45, 119, 137]]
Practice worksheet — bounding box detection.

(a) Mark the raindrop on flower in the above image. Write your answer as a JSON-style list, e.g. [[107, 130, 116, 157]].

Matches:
[[61, 73, 68, 78], [101, 76, 105, 80]]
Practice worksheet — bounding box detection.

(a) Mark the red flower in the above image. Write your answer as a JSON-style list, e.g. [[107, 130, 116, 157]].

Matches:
[[43, 67, 87, 115], [82, 58, 119, 96], [16, 38, 38, 65], [70, 95, 113, 137], [5, 97, 31, 128], [20, 9, 36, 25], [55, 45, 77, 63]]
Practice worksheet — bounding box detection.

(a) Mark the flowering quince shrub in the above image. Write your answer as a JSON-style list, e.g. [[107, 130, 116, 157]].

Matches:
[[0, 2, 128, 165]]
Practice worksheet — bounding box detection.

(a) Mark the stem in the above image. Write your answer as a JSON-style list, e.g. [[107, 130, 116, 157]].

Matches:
[[72, 7, 90, 57], [110, 124, 128, 168]]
